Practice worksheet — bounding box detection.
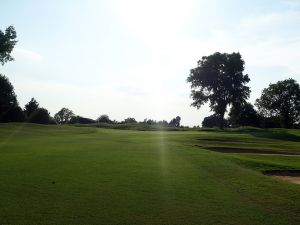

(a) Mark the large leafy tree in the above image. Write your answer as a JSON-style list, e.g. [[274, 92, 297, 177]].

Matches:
[[255, 78, 300, 128], [0, 26, 20, 122], [54, 108, 75, 124], [187, 52, 250, 128], [0, 26, 17, 65]]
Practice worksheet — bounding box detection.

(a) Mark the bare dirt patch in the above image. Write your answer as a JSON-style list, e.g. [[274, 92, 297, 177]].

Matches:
[[263, 170, 300, 185]]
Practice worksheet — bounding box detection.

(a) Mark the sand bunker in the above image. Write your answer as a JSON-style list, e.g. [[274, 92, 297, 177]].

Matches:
[[263, 170, 300, 185]]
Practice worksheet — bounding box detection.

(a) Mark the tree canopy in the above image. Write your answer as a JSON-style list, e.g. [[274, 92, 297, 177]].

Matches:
[[0, 74, 20, 122], [123, 117, 137, 123], [228, 102, 259, 127], [169, 116, 181, 127], [0, 26, 17, 65], [202, 114, 229, 128], [30, 108, 50, 124], [0, 74, 17, 107], [187, 52, 250, 128], [97, 114, 112, 123], [69, 116, 95, 124], [256, 78, 300, 128], [54, 108, 75, 124], [24, 98, 39, 119], [24, 98, 50, 124]]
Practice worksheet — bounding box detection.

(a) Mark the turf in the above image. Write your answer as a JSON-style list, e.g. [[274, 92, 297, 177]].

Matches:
[[0, 123, 299, 224]]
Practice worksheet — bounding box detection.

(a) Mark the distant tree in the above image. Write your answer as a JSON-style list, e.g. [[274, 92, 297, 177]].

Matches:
[[144, 119, 156, 125], [169, 116, 181, 127], [228, 102, 259, 127], [5, 106, 25, 122], [0, 74, 19, 122], [123, 117, 137, 123], [255, 79, 300, 128], [69, 116, 95, 124], [54, 108, 75, 124], [1, 106, 25, 122], [24, 98, 39, 119], [202, 114, 229, 128], [259, 116, 281, 128], [30, 108, 50, 124], [157, 120, 169, 126], [187, 52, 250, 129], [24, 98, 50, 123], [112, 120, 119, 124], [97, 114, 112, 123], [48, 116, 57, 125], [0, 26, 17, 65]]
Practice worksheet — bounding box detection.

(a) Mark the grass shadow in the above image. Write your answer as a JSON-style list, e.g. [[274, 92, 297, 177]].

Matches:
[[204, 127, 300, 142], [237, 128, 300, 142]]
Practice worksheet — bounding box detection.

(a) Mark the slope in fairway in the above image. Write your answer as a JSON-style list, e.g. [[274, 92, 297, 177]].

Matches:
[[0, 123, 300, 224]]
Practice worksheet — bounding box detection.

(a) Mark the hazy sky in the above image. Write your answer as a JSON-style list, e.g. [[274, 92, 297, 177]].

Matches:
[[1, 0, 300, 126]]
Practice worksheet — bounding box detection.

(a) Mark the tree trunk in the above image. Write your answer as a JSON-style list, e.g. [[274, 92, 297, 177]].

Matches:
[[219, 111, 225, 129], [282, 115, 292, 128]]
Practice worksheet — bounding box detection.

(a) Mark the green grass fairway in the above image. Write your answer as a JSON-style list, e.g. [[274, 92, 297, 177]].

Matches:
[[0, 124, 300, 224]]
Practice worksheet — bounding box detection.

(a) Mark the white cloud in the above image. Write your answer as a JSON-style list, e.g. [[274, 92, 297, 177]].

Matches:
[[241, 12, 289, 28], [13, 48, 42, 61], [241, 37, 300, 75], [117, 86, 148, 96]]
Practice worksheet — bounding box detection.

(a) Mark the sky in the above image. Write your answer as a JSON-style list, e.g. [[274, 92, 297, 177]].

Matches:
[[1, 0, 300, 126]]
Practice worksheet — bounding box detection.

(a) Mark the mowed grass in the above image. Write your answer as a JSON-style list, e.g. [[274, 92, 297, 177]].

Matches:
[[0, 124, 300, 224]]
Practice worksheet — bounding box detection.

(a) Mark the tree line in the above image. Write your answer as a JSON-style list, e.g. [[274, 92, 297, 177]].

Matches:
[[1, 26, 300, 129], [0, 71, 182, 126], [0, 84, 183, 127], [57, 109, 182, 127]]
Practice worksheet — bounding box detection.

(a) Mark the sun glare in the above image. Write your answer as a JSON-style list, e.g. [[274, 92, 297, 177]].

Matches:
[[114, 0, 195, 41]]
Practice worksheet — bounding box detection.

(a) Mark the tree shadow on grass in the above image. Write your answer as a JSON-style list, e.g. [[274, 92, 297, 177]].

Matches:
[[233, 128, 300, 142], [202, 127, 300, 142], [252, 131, 300, 142]]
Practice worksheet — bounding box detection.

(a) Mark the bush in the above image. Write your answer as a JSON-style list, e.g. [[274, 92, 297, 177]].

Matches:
[[202, 114, 229, 128], [1, 106, 25, 122], [97, 114, 112, 123], [30, 108, 50, 124], [259, 116, 281, 128], [122, 117, 137, 124], [70, 116, 95, 124]]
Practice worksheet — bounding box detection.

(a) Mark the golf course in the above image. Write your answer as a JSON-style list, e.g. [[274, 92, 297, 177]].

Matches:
[[0, 123, 299, 225]]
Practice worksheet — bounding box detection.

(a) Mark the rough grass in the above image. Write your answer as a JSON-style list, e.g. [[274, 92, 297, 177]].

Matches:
[[0, 123, 300, 224]]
